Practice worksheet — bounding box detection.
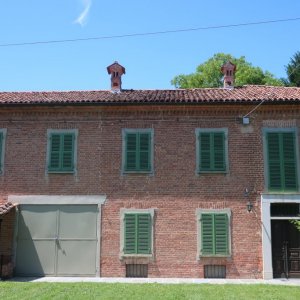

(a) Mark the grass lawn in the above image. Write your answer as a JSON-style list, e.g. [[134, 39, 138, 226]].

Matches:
[[0, 282, 300, 300]]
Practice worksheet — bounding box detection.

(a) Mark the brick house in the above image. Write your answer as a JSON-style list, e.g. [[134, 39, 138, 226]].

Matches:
[[0, 62, 300, 279]]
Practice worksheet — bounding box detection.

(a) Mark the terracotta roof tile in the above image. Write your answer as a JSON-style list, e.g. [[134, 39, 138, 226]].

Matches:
[[0, 85, 300, 106], [0, 202, 16, 216]]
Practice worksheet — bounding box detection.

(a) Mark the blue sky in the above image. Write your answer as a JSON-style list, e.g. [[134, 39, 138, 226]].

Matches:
[[0, 0, 299, 91]]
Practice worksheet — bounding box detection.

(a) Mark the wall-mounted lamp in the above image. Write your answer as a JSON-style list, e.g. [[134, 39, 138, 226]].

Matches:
[[246, 201, 253, 213], [244, 188, 253, 212], [242, 117, 250, 125]]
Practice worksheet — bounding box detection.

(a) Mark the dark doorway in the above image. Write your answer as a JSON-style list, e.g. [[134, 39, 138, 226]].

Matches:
[[271, 220, 300, 278]]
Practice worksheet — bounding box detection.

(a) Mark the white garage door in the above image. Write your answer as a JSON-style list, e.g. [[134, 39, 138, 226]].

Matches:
[[15, 204, 99, 276]]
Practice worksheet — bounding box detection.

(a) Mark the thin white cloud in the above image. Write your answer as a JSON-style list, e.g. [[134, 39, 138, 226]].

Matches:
[[74, 0, 92, 26]]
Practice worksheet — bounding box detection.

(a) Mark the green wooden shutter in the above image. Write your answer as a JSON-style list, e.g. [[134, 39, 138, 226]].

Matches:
[[125, 132, 152, 172], [201, 213, 229, 256], [125, 133, 138, 171], [139, 133, 151, 171], [0, 132, 3, 171], [213, 132, 225, 171], [199, 132, 226, 172], [61, 134, 75, 170], [267, 132, 297, 191], [49, 134, 61, 170], [200, 133, 211, 171], [267, 133, 282, 190], [48, 133, 75, 172], [282, 133, 297, 190], [214, 214, 228, 255], [124, 213, 152, 255], [201, 214, 214, 255], [137, 214, 151, 254], [124, 214, 137, 254]]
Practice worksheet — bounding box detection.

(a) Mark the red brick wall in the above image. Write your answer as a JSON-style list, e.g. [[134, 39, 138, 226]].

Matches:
[[99, 105, 264, 278], [101, 198, 262, 278], [0, 209, 15, 278], [0, 104, 298, 278]]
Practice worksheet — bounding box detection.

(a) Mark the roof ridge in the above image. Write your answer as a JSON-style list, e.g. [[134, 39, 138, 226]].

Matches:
[[1, 85, 300, 94]]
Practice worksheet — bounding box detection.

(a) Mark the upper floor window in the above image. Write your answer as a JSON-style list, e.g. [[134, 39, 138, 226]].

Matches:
[[0, 129, 7, 175], [122, 129, 154, 173], [196, 128, 228, 173], [264, 129, 298, 192], [47, 129, 78, 173]]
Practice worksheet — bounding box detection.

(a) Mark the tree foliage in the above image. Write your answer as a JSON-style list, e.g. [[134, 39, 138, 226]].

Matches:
[[290, 220, 300, 231], [286, 51, 300, 87], [171, 53, 283, 88]]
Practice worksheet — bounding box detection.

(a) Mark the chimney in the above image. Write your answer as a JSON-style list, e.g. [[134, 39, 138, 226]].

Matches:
[[107, 61, 126, 92], [221, 61, 236, 88]]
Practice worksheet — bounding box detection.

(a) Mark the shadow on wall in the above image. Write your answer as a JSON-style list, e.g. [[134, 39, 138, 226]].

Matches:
[[0, 210, 16, 279], [0, 254, 13, 280], [15, 206, 53, 277]]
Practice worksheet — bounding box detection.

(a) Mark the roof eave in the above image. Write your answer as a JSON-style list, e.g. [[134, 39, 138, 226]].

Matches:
[[0, 99, 299, 108]]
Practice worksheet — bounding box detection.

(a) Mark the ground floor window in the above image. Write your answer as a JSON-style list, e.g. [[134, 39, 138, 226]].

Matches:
[[196, 209, 231, 257], [120, 208, 155, 257]]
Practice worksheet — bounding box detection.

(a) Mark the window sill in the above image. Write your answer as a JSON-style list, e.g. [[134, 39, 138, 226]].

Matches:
[[199, 254, 231, 258], [197, 171, 228, 174], [122, 171, 153, 175], [47, 170, 76, 174], [264, 190, 299, 194], [197, 254, 232, 264], [120, 253, 153, 258], [120, 254, 154, 263]]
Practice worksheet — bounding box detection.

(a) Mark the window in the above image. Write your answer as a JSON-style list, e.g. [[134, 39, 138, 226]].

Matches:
[[0, 129, 7, 174], [197, 209, 231, 257], [122, 129, 153, 173], [204, 265, 226, 278], [264, 129, 299, 192], [126, 264, 148, 277], [120, 209, 154, 257], [196, 128, 228, 173], [47, 129, 77, 173]]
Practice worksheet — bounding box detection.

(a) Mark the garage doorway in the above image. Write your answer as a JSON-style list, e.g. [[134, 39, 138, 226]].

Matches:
[[8, 195, 106, 276], [15, 204, 99, 276]]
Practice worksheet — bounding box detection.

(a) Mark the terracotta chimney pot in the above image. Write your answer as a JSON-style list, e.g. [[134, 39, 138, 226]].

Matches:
[[221, 61, 236, 88], [107, 61, 126, 92]]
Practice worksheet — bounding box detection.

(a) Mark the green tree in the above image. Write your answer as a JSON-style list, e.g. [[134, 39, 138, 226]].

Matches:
[[290, 220, 300, 231], [286, 51, 300, 87], [171, 53, 283, 88]]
